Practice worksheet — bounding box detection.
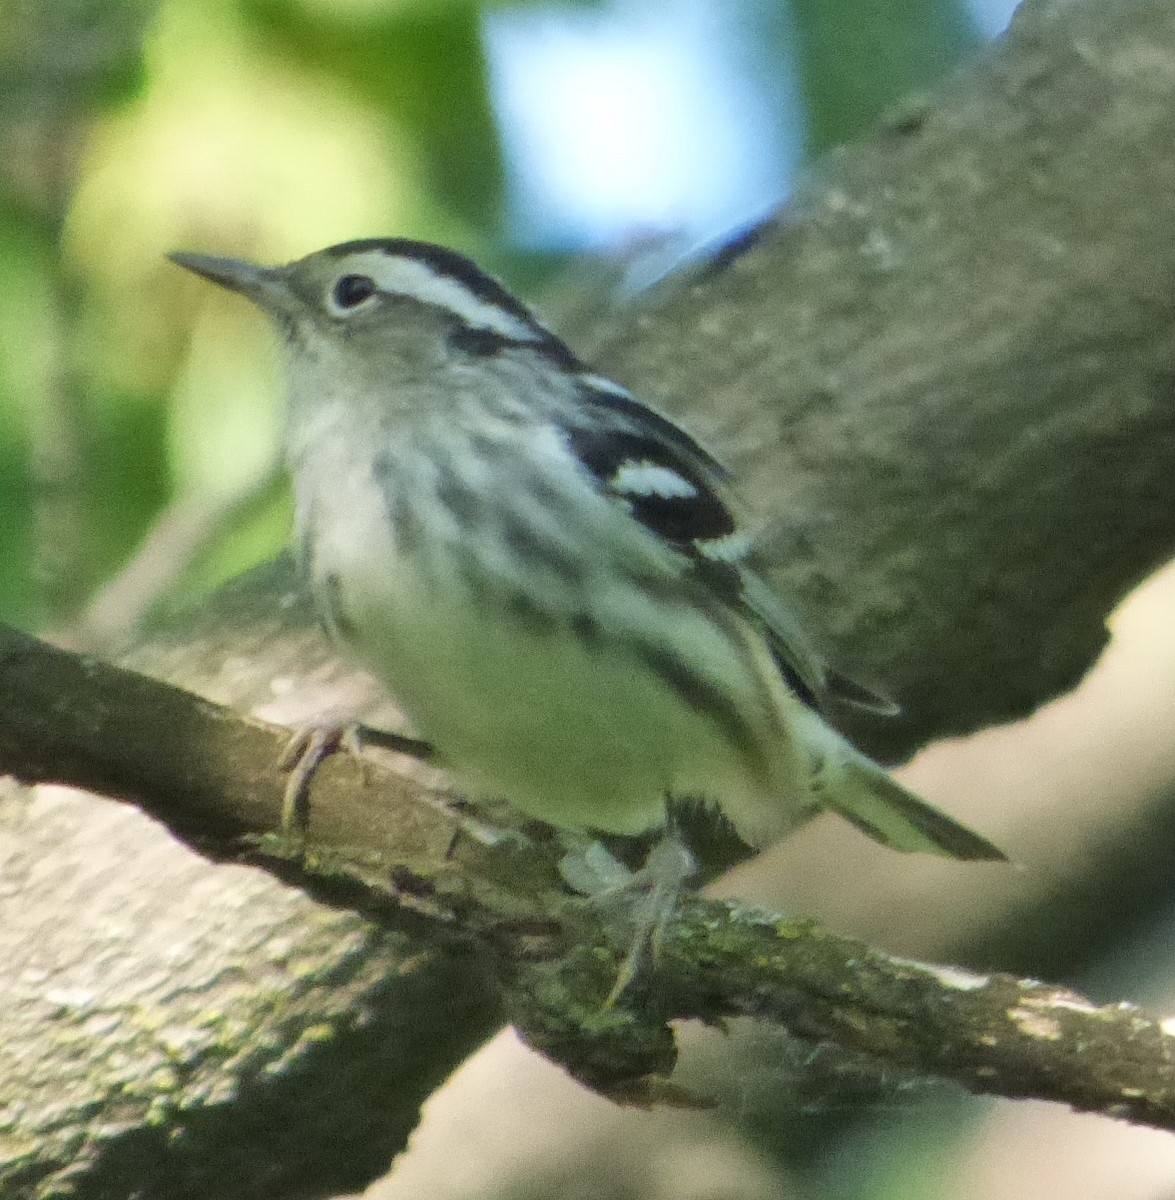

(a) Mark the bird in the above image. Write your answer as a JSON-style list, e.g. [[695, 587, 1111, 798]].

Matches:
[[169, 238, 1004, 880]]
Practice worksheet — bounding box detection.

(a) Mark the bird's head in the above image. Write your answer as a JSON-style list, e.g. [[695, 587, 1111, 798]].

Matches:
[[170, 238, 582, 405]]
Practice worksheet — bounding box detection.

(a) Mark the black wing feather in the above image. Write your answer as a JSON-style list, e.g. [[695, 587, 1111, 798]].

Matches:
[[565, 379, 830, 710], [563, 423, 736, 546], [569, 379, 734, 549], [565, 377, 896, 717]]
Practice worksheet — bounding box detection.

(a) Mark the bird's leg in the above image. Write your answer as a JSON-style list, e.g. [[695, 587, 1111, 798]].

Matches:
[[277, 722, 367, 833], [559, 824, 697, 1006], [604, 833, 696, 1006], [278, 722, 434, 834]]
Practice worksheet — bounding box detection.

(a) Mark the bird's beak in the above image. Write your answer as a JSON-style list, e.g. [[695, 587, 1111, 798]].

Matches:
[[168, 251, 284, 309]]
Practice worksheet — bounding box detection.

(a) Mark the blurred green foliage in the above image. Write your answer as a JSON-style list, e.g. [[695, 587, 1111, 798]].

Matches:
[[0, 0, 978, 642], [790, 0, 979, 153]]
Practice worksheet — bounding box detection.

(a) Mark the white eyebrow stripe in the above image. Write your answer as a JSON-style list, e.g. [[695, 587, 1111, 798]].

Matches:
[[345, 250, 540, 342], [611, 462, 699, 499]]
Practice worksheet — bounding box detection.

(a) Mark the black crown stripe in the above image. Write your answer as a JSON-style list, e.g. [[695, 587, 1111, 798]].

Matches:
[[327, 238, 584, 371]]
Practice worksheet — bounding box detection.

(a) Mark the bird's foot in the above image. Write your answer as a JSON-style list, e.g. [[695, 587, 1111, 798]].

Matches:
[[277, 722, 366, 833], [560, 833, 697, 1006]]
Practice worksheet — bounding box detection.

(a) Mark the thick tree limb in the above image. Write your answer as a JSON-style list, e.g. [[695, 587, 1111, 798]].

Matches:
[[592, 0, 1175, 761], [4, 0, 1175, 1195]]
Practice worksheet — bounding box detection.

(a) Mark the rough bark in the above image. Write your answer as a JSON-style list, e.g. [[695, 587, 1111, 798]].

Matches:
[[591, 0, 1175, 760], [7, 613, 1175, 1145], [0, 569, 508, 1200], [3, 0, 1175, 1195]]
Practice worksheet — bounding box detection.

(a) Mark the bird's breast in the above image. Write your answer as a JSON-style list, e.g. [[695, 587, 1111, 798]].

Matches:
[[290, 437, 811, 844]]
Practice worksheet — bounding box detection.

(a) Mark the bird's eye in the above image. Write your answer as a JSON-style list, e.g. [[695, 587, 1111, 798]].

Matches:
[[330, 274, 378, 312]]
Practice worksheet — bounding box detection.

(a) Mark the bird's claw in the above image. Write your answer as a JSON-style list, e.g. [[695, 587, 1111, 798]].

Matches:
[[278, 723, 366, 833], [560, 834, 697, 1007]]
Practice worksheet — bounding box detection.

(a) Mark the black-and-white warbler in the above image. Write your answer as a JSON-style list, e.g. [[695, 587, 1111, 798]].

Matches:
[[170, 239, 1003, 866]]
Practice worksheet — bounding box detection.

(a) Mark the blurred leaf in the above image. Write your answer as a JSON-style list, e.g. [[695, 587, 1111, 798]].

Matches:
[[0, 0, 154, 118], [242, 0, 505, 232], [0, 0, 162, 626], [85, 390, 173, 585], [170, 474, 292, 605], [0, 205, 49, 625], [66, 0, 429, 393], [788, 0, 979, 154]]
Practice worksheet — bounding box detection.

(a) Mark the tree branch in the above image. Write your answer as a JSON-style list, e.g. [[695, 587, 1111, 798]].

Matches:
[[4, 616, 1175, 1137], [518, 899, 1175, 1129], [0, 613, 556, 920]]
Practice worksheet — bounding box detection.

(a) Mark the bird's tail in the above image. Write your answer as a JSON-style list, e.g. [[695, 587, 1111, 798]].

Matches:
[[796, 710, 1006, 862]]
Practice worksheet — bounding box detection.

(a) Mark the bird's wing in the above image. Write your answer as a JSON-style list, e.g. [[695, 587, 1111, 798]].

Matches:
[[562, 380, 1006, 863], [565, 377, 894, 715], [736, 567, 899, 715]]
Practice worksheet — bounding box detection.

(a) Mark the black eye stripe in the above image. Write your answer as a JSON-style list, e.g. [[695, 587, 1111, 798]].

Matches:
[[332, 274, 377, 310]]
